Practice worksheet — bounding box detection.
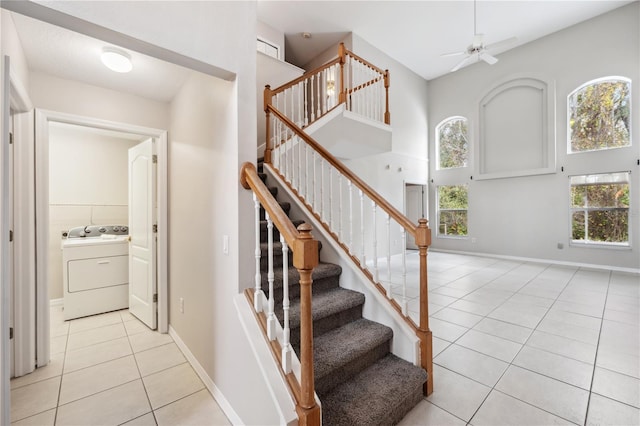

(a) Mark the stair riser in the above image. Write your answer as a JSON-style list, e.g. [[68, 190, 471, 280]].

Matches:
[[262, 274, 341, 304], [315, 340, 390, 395], [259, 252, 293, 270], [290, 303, 363, 348]]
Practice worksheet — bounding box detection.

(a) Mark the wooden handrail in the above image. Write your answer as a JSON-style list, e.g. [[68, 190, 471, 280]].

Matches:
[[346, 49, 386, 76], [240, 162, 321, 422], [271, 57, 342, 97], [241, 163, 298, 248], [266, 106, 418, 237]]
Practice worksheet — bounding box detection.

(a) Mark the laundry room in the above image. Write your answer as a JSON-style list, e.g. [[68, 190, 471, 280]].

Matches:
[[48, 122, 145, 307]]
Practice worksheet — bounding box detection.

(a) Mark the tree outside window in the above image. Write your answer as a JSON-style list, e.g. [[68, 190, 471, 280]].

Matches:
[[570, 172, 630, 245], [437, 185, 468, 237], [568, 78, 631, 153], [437, 117, 468, 169]]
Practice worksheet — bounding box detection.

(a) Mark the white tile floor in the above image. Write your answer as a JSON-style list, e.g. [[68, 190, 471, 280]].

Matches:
[[9, 251, 640, 425], [395, 251, 640, 426], [10, 307, 230, 426]]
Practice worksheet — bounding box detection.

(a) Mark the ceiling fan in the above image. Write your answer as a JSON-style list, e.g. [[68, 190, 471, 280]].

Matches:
[[442, 0, 517, 72]]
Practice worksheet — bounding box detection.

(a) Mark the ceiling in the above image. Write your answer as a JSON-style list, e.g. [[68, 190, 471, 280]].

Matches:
[[257, 0, 634, 80], [10, 11, 191, 103], [7, 0, 634, 104]]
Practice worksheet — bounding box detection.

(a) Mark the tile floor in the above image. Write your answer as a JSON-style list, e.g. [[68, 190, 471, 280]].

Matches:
[[10, 307, 230, 425], [394, 251, 640, 426], [9, 251, 640, 425]]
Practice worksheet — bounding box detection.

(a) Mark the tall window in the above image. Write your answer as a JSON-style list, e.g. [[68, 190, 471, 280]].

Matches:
[[570, 172, 630, 245], [437, 185, 468, 237], [568, 77, 631, 153], [437, 117, 468, 169]]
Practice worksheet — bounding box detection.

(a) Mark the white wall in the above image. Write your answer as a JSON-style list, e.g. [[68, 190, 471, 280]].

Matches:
[[169, 70, 282, 425], [30, 72, 169, 130], [427, 3, 640, 269], [257, 20, 285, 59], [48, 124, 139, 300], [1, 10, 30, 91]]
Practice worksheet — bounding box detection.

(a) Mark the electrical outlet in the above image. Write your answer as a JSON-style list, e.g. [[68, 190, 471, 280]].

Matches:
[[471, 237, 477, 243], [179, 297, 184, 313]]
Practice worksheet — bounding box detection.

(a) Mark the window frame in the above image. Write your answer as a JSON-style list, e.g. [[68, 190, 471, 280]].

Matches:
[[436, 184, 469, 239], [435, 116, 469, 171], [567, 76, 632, 155], [569, 171, 631, 248]]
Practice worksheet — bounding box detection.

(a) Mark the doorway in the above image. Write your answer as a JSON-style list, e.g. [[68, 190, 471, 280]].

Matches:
[[404, 182, 427, 250], [35, 110, 169, 368]]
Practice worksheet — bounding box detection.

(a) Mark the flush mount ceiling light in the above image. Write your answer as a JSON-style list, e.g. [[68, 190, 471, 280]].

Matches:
[[101, 48, 133, 73]]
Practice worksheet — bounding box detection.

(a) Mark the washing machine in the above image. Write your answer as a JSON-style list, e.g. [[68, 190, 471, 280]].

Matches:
[[62, 225, 130, 320]]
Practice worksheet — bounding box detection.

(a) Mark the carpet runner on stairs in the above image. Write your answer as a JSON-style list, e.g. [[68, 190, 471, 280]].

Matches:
[[257, 162, 427, 425]]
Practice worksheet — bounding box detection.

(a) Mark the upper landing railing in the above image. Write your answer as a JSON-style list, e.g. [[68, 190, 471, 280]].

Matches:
[[265, 42, 390, 133]]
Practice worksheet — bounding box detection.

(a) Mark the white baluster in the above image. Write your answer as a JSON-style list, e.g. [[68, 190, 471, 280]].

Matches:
[[348, 180, 353, 254], [322, 68, 327, 116], [338, 174, 343, 241], [298, 135, 302, 194], [310, 75, 315, 122], [401, 230, 408, 316], [290, 83, 295, 124], [372, 201, 378, 283], [253, 194, 264, 312], [304, 142, 309, 201], [316, 71, 321, 119], [283, 87, 287, 122], [386, 214, 392, 298], [281, 235, 292, 373], [360, 189, 366, 268], [266, 212, 276, 340], [304, 79, 309, 126], [313, 151, 317, 210], [320, 159, 324, 222], [329, 168, 333, 229]]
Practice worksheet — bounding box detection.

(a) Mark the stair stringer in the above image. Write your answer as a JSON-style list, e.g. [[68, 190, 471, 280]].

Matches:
[[263, 163, 421, 366], [234, 293, 299, 426]]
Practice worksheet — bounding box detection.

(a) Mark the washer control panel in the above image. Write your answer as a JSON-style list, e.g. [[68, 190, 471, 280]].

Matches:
[[67, 225, 129, 238]]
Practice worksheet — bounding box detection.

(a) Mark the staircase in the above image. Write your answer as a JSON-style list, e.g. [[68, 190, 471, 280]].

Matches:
[[257, 162, 427, 425]]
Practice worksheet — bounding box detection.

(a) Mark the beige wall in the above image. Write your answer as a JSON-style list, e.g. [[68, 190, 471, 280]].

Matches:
[[1, 10, 30, 91]]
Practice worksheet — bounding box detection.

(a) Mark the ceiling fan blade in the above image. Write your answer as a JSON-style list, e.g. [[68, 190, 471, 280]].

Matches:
[[451, 55, 474, 72], [485, 36, 517, 52], [441, 51, 466, 57], [479, 52, 498, 65]]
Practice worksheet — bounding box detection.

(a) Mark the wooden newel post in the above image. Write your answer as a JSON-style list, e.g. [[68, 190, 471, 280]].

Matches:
[[338, 42, 347, 104], [293, 223, 320, 424], [384, 70, 391, 125], [415, 218, 433, 396], [264, 85, 273, 164]]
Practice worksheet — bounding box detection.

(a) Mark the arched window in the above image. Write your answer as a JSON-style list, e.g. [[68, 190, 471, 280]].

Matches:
[[436, 116, 468, 169], [568, 77, 631, 153]]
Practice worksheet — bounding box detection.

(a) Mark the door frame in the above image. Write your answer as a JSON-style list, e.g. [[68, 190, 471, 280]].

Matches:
[[403, 181, 428, 250], [35, 110, 169, 343]]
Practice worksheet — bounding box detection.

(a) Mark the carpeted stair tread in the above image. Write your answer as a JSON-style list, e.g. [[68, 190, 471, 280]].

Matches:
[[286, 287, 364, 329], [261, 262, 342, 290], [314, 319, 393, 394], [319, 354, 428, 426]]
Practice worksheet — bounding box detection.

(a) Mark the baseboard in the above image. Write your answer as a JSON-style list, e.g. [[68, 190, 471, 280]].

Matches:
[[168, 326, 242, 426], [49, 298, 63, 307], [429, 248, 640, 274]]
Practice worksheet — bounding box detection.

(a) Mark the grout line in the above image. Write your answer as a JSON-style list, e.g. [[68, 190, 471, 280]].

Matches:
[[584, 270, 613, 425], [125, 318, 159, 426]]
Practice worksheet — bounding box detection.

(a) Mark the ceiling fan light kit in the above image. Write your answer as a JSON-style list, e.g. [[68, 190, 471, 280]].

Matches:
[[443, 0, 517, 72]]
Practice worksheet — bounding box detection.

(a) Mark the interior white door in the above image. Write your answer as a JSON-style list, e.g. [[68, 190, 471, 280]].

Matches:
[[128, 138, 157, 329]]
